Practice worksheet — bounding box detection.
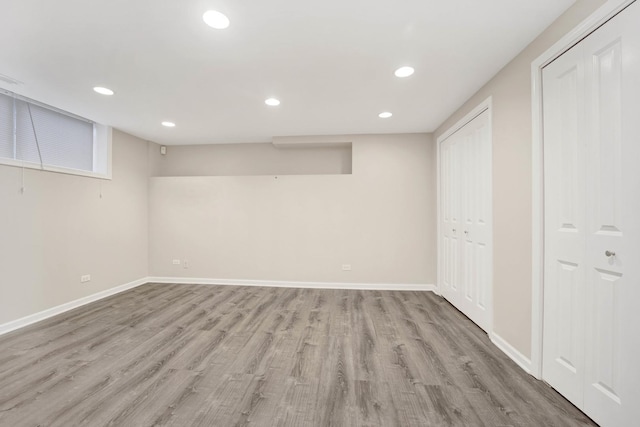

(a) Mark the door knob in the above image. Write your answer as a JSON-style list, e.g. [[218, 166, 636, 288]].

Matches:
[[464, 230, 469, 235], [452, 228, 456, 233], [605, 250, 616, 257]]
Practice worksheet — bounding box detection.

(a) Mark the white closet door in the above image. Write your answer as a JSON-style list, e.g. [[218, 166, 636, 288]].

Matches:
[[543, 2, 640, 426], [542, 41, 587, 407], [459, 111, 492, 331], [582, 2, 640, 425], [440, 109, 492, 332], [441, 134, 461, 299]]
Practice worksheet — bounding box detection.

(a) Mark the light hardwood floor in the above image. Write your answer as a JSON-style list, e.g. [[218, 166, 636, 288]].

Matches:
[[0, 284, 596, 426]]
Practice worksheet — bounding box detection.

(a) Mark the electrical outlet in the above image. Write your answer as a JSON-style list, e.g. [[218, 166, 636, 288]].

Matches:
[[80, 275, 91, 283], [342, 264, 352, 271], [172, 259, 181, 265], [183, 260, 189, 269]]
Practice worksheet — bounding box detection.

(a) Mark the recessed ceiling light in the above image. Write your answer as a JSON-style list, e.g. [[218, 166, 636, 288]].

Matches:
[[265, 98, 281, 106], [379, 112, 393, 118], [203, 10, 230, 29], [161, 121, 176, 127], [93, 86, 114, 96], [394, 66, 415, 78]]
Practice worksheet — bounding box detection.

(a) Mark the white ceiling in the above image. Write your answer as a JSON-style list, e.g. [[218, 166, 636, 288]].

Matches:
[[0, 0, 575, 145]]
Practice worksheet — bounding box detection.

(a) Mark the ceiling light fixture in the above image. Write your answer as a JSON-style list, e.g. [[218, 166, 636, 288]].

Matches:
[[265, 98, 281, 106], [203, 10, 230, 29], [93, 86, 114, 96], [394, 66, 415, 78], [161, 121, 176, 127], [378, 112, 393, 118]]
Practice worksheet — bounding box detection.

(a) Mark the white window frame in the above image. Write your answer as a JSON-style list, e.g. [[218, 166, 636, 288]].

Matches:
[[0, 89, 112, 180]]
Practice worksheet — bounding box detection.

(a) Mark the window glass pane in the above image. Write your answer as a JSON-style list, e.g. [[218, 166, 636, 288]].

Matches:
[[15, 100, 40, 164], [15, 100, 94, 171], [0, 93, 13, 159]]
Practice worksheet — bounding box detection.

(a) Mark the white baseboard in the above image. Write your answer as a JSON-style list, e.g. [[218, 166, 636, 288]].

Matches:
[[490, 332, 533, 375], [0, 277, 148, 337], [148, 276, 436, 292]]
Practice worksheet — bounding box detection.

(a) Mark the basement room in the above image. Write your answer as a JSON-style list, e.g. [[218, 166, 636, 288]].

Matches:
[[0, 0, 638, 426]]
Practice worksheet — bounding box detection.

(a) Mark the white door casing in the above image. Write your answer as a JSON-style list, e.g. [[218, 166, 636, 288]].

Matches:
[[439, 105, 493, 333], [541, 2, 640, 425]]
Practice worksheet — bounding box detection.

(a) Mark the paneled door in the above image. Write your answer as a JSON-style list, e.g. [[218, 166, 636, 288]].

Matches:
[[440, 108, 492, 332], [542, 2, 640, 426]]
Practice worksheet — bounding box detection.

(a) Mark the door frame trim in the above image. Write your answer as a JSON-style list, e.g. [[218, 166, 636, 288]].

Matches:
[[530, 0, 636, 380], [436, 96, 493, 335]]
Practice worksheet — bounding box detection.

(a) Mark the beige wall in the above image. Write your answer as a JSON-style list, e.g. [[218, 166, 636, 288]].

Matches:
[[0, 130, 149, 325], [148, 142, 352, 177], [434, 0, 606, 358], [149, 133, 436, 284]]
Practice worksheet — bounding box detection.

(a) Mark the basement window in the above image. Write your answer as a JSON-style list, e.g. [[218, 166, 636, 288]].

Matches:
[[0, 89, 111, 179]]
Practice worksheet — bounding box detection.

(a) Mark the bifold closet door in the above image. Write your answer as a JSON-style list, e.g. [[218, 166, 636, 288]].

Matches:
[[440, 109, 492, 332], [542, 2, 640, 426]]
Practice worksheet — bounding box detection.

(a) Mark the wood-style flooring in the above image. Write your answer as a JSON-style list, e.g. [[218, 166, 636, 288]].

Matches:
[[0, 284, 596, 426]]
